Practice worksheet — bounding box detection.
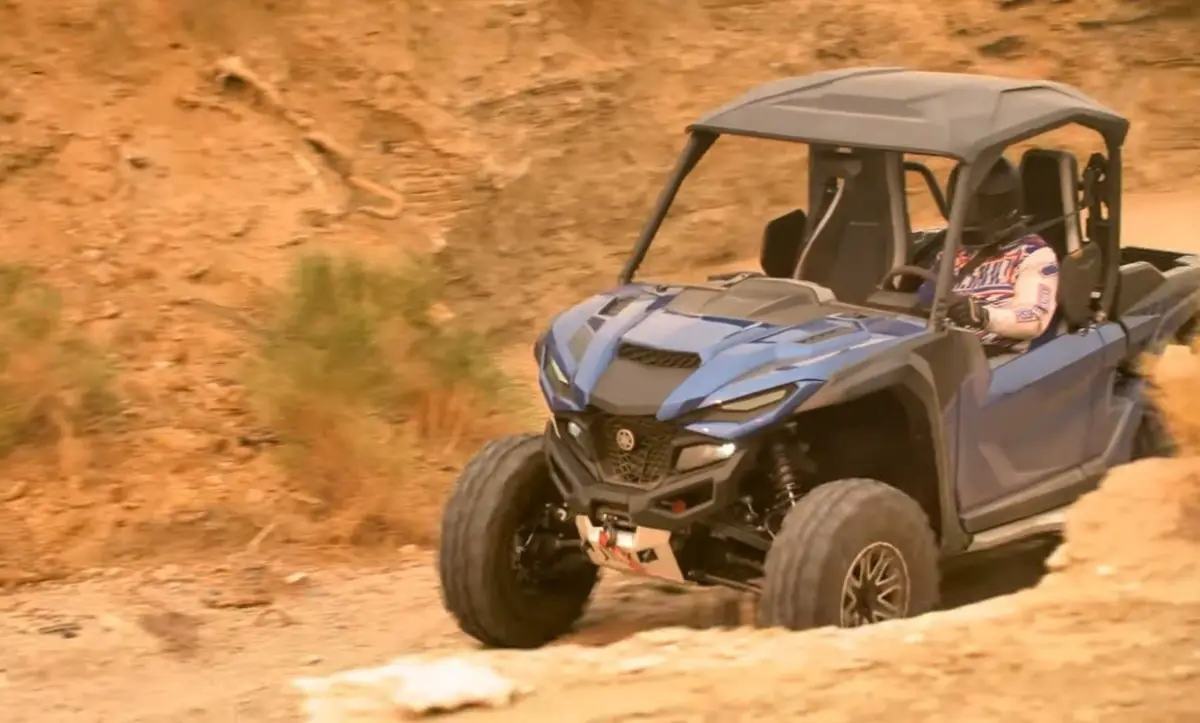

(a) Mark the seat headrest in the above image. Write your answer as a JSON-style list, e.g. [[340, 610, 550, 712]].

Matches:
[[1021, 149, 1080, 176], [1019, 149, 1083, 257], [760, 209, 808, 278]]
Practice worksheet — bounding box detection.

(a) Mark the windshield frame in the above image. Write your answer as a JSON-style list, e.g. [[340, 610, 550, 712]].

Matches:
[[619, 130, 974, 332]]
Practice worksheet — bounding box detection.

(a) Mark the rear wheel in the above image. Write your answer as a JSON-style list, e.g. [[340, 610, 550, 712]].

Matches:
[[438, 433, 598, 648], [758, 478, 939, 630], [1132, 402, 1175, 459], [1135, 315, 1192, 459]]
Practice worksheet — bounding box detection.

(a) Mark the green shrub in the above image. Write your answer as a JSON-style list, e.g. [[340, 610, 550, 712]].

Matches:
[[0, 264, 120, 457], [245, 252, 511, 543], [252, 253, 506, 419]]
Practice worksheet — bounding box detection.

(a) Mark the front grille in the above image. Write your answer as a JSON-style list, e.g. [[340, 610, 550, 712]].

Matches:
[[617, 342, 701, 369], [591, 413, 676, 486]]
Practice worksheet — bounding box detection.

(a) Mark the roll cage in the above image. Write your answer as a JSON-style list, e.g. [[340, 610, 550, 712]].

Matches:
[[619, 67, 1131, 331]]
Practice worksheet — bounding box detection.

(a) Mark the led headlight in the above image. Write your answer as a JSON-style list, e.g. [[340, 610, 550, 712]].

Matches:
[[718, 385, 793, 412], [546, 356, 570, 386], [676, 442, 737, 472], [554, 417, 586, 442]]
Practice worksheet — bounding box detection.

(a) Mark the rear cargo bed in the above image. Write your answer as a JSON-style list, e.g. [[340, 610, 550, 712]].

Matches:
[[1119, 245, 1199, 273]]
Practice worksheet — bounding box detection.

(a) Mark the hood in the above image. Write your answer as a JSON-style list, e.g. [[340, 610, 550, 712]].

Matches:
[[541, 277, 928, 436]]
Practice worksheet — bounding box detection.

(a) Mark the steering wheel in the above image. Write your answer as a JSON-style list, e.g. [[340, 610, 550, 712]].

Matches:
[[881, 265, 936, 287]]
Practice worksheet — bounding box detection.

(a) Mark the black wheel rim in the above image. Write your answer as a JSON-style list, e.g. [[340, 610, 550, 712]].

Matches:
[[840, 541, 911, 627]]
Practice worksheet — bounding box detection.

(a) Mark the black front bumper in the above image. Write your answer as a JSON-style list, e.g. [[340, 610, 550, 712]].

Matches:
[[543, 422, 757, 531]]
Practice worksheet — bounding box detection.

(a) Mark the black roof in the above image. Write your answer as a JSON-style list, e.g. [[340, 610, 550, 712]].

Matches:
[[689, 67, 1129, 160]]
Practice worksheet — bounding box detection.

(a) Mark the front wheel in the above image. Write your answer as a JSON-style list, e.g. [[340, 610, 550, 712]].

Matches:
[[438, 433, 598, 649], [758, 478, 939, 630]]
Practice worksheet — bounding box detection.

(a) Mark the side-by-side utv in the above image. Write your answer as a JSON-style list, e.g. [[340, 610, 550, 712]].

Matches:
[[437, 67, 1200, 649]]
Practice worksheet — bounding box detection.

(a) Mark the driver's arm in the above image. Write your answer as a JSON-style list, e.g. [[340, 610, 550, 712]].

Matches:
[[985, 245, 1059, 339]]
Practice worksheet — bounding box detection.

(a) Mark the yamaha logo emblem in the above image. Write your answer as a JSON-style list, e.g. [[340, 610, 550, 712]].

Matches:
[[614, 428, 637, 452]]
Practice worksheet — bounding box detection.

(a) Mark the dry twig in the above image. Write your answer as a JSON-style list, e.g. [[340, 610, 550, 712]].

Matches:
[[210, 56, 406, 220]]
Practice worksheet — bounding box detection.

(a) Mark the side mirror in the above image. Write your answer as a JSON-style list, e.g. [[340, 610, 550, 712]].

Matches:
[[760, 209, 808, 278]]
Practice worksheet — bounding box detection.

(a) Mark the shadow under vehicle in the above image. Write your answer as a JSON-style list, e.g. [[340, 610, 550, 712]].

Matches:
[[437, 67, 1200, 648]]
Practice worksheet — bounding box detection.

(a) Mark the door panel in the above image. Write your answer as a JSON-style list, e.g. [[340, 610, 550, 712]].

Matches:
[[955, 329, 1107, 512]]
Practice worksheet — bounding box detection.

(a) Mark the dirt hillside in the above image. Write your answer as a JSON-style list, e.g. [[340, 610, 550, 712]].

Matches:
[[3, 0, 1200, 577], [1, 1, 1200, 721]]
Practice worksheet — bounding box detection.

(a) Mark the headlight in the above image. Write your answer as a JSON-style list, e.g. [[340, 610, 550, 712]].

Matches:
[[718, 386, 792, 412], [676, 442, 737, 472], [566, 420, 584, 440], [554, 418, 586, 440], [546, 356, 570, 386]]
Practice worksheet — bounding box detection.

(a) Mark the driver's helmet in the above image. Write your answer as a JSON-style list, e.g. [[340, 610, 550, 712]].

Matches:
[[962, 157, 1023, 249]]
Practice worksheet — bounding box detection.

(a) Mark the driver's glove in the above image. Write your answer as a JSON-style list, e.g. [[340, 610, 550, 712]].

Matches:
[[946, 294, 990, 330]]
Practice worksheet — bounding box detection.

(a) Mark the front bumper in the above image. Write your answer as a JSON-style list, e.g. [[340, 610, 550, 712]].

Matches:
[[573, 516, 685, 583], [544, 422, 757, 532]]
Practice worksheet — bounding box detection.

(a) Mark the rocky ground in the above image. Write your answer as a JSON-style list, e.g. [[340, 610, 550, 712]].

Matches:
[[2, 0, 1200, 720], [1, 534, 1061, 722]]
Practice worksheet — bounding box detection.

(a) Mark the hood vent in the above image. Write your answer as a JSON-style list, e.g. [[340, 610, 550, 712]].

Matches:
[[617, 342, 702, 369], [799, 326, 855, 345], [599, 297, 635, 316]]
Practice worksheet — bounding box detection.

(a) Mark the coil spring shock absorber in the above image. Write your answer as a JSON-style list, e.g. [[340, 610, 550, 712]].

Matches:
[[766, 432, 812, 531], [770, 438, 801, 508]]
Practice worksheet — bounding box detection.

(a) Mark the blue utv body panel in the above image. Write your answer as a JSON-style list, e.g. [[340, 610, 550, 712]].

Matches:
[[537, 267, 1197, 550], [542, 284, 925, 434]]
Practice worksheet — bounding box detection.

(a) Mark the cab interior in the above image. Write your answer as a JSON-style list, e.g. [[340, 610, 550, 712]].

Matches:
[[756, 145, 1110, 350]]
